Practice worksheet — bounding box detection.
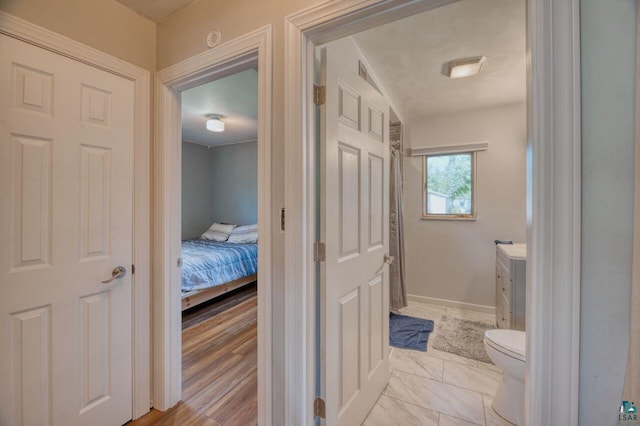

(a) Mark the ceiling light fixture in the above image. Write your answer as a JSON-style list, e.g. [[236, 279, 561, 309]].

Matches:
[[445, 56, 487, 79], [206, 115, 225, 132]]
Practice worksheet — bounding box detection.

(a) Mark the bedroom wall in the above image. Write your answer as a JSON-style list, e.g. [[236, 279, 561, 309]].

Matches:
[[404, 103, 527, 308], [210, 142, 258, 226], [182, 142, 213, 239], [182, 141, 258, 239], [0, 0, 156, 72]]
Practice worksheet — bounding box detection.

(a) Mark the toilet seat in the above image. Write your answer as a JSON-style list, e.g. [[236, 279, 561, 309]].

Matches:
[[485, 329, 525, 362]]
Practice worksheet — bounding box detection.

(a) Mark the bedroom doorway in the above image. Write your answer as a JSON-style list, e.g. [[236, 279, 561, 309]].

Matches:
[[177, 67, 260, 423], [152, 28, 272, 423]]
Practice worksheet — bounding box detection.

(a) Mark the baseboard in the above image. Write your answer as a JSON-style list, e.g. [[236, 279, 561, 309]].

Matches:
[[407, 294, 496, 314]]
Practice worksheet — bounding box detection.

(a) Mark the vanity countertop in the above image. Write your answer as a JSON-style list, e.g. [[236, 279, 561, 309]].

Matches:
[[497, 243, 527, 261]]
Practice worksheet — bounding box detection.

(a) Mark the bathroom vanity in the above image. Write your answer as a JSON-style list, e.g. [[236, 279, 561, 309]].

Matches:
[[495, 243, 526, 331]]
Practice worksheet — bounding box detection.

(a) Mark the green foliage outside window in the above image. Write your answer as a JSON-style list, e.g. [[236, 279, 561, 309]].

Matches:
[[426, 153, 472, 215]]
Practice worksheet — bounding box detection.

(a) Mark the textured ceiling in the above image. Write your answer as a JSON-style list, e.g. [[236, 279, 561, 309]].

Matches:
[[181, 69, 258, 147], [115, 0, 196, 22], [352, 0, 526, 119]]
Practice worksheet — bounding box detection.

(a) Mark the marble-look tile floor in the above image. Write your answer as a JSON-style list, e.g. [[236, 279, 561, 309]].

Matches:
[[362, 301, 514, 426]]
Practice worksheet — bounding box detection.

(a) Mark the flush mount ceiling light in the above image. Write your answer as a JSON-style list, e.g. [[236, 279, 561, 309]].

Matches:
[[445, 56, 487, 79], [206, 115, 225, 132]]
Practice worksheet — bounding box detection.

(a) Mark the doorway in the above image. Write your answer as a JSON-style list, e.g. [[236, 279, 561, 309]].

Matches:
[[284, 0, 581, 424], [170, 67, 260, 423], [316, 5, 529, 419], [153, 27, 272, 423]]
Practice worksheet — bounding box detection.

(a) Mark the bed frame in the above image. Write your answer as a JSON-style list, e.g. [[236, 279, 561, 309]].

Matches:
[[181, 274, 258, 311]]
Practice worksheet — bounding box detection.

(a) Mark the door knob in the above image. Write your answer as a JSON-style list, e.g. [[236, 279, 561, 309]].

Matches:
[[101, 266, 126, 284], [384, 254, 395, 265]]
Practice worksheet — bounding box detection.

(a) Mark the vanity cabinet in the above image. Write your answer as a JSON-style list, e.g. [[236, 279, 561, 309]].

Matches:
[[495, 243, 526, 331]]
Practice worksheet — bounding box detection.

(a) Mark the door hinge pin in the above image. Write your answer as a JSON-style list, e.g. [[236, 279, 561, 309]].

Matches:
[[314, 397, 326, 419], [314, 242, 326, 262], [314, 85, 326, 106], [131, 264, 135, 274]]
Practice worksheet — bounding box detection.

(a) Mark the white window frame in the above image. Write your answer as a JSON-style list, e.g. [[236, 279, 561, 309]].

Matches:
[[422, 151, 477, 220]]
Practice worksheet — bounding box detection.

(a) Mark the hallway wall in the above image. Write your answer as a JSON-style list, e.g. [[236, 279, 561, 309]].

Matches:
[[579, 0, 637, 423], [0, 0, 156, 72]]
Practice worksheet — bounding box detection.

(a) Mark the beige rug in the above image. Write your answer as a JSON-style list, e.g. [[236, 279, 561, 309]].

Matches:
[[431, 315, 493, 364]]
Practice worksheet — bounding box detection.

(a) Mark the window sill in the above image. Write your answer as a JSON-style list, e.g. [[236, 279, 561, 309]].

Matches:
[[421, 215, 477, 221]]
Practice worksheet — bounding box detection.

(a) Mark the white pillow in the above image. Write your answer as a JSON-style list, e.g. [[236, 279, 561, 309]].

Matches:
[[227, 223, 258, 244], [201, 223, 236, 241]]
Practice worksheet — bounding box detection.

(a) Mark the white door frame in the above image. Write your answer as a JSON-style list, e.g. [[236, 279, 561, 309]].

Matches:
[[0, 11, 152, 421], [154, 26, 273, 423], [283, 0, 581, 425]]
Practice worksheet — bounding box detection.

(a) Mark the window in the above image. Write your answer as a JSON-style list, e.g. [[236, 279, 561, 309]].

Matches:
[[423, 152, 476, 219]]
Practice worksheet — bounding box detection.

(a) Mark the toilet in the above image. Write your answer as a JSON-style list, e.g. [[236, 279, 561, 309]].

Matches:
[[484, 329, 526, 425]]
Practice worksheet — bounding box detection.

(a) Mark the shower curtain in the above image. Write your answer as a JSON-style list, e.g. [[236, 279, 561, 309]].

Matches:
[[623, 7, 640, 406], [389, 125, 407, 312]]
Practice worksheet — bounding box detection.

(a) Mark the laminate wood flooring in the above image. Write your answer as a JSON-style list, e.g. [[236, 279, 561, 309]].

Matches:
[[128, 284, 258, 426]]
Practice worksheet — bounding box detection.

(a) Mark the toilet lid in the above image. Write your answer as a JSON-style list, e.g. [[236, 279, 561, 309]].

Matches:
[[485, 329, 526, 361]]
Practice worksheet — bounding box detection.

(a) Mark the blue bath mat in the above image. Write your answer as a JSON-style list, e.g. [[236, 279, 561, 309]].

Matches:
[[389, 312, 434, 351]]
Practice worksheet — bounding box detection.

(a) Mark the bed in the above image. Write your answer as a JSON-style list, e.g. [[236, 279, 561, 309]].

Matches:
[[181, 239, 258, 310]]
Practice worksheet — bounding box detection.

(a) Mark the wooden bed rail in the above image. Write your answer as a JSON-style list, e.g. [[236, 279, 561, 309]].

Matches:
[[181, 274, 258, 311]]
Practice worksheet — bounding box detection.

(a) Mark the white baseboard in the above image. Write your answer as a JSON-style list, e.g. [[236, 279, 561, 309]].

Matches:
[[407, 294, 496, 315]]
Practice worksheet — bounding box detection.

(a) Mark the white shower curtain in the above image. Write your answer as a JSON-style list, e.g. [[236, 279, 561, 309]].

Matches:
[[623, 4, 640, 406]]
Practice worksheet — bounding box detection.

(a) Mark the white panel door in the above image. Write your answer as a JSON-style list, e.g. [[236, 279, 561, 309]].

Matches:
[[319, 37, 390, 426], [0, 34, 134, 426]]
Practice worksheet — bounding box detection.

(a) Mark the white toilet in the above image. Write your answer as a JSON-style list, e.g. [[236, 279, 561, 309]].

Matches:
[[484, 329, 526, 425]]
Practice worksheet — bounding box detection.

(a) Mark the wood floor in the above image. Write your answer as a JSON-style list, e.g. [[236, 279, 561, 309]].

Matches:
[[128, 283, 258, 426]]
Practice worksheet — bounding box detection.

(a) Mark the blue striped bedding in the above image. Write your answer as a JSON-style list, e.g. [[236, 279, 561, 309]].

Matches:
[[181, 239, 258, 292]]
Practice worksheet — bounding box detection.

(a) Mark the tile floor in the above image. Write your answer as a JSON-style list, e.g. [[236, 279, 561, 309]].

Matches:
[[362, 301, 514, 426]]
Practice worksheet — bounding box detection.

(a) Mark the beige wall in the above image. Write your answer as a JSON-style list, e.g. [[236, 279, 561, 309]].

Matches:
[[156, 0, 314, 69], [0, 0, 156, 71], [404, 103, 527, 308]]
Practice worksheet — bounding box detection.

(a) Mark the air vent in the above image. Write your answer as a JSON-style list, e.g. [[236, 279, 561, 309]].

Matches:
[[358, 60, 381, 94]]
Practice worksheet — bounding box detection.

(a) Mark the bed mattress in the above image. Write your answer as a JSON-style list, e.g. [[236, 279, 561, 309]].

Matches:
[[181, 239, 258, 291]]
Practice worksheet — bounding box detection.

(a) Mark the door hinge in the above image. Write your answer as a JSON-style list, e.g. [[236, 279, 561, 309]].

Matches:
[[314, 397, 326, 419], [313, 85, 326, 106], [314, 242, 326, 262], [131, 264, 135, 275], [280, 207, 286, 232], [177, 257, 183, 268]]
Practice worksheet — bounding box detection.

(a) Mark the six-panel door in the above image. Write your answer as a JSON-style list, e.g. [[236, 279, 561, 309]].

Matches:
[[320, 37, 391, 426], [0, 34, 134, 426]]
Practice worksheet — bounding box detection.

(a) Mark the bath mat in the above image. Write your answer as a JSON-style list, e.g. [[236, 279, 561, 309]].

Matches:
[[389, 312, 434, 351], [431, 315, 493, 364]]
